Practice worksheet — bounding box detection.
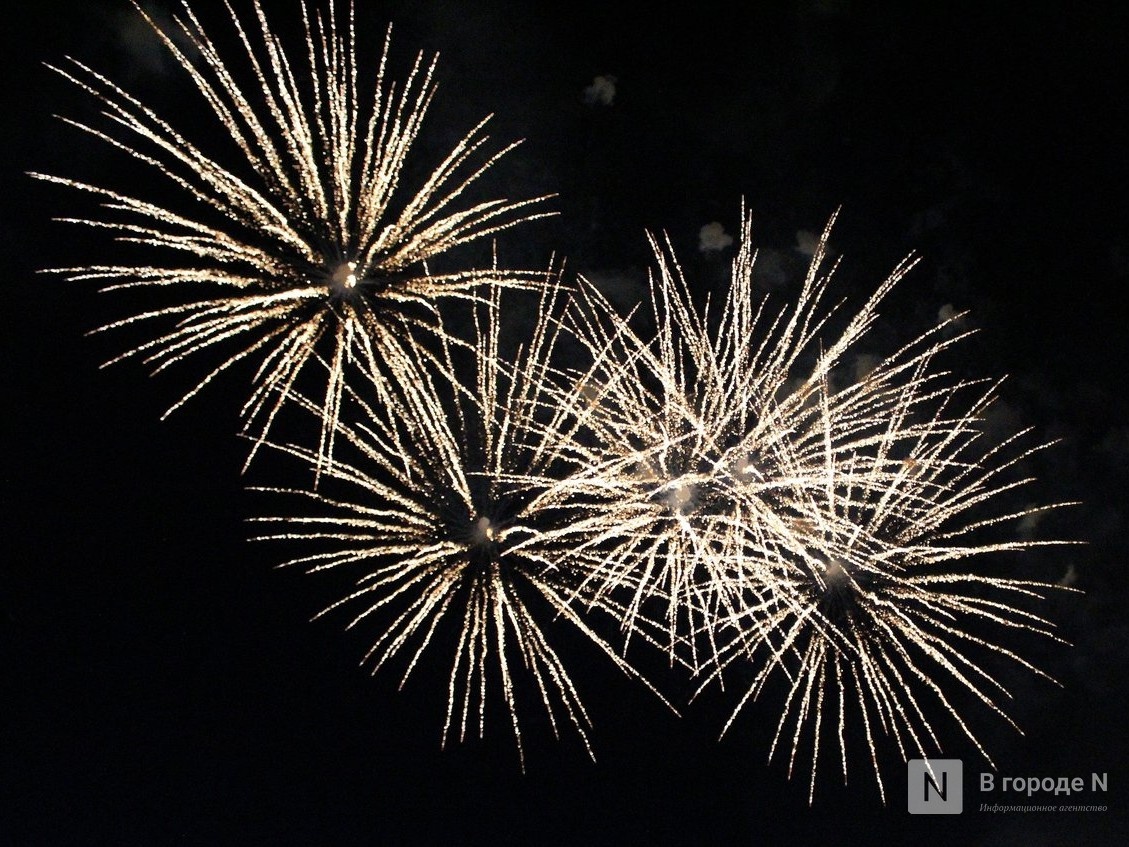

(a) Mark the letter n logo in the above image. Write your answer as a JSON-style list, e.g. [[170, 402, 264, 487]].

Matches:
[[907, 759, 963, 814]]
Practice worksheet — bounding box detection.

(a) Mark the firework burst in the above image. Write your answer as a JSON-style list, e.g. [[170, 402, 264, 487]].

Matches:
[[551, 205, 1076, 799], [249, 280, 673, 766], [550, 208, 929, 664], [32, 0, 553, 471], [705, 377, 1079, 803]]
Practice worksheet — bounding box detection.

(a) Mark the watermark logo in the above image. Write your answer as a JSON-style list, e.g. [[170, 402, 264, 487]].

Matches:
[[908, 759, 963, 814]]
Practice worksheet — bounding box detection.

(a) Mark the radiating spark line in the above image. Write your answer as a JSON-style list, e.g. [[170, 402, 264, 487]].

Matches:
[[33, 0, 554, 474]]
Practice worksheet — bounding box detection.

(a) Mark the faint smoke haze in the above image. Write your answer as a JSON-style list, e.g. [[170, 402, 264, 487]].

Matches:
[[582, 74, 617, 106], [698, 221, 733, 253]]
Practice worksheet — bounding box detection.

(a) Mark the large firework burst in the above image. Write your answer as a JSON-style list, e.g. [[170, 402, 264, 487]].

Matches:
[[32, 0, 552, 470], [553, 206, 1075, 798], [550, 209, 924, 662], [249, 281, 672, 766], [707, 375, 1077, 803]]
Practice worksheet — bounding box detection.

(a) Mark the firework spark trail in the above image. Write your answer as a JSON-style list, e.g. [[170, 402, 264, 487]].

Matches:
[[249, 280, 675, 766], [32, 0, 554, 473]]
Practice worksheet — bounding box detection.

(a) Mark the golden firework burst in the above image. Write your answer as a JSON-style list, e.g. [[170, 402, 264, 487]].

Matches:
[[249, 280, 674, 766], [32, 0, 553, 472]]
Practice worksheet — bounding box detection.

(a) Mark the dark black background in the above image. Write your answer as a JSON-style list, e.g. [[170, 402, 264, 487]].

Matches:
[[3, 1, 1128, 844]]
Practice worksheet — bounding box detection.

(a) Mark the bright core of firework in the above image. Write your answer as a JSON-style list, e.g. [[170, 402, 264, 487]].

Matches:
[[328, 261, 359, 292], [472, 516, 499, 544]]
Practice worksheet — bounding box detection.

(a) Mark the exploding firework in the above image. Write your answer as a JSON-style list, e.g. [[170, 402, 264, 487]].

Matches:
[[705, 379, 1078, 803], [249, 281, 672, 766], [32, 0, 553, 471], [549, 208, 925, 663], [33, 0, 1075, 793], [552, 206, 1075, 799]]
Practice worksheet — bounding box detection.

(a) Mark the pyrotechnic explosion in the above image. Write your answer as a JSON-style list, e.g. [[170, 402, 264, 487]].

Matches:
[[35, 0, 1075, 797], [31, 0, 553, 472], [554, 206, 1076, 800], [249, 282, 673, 767], [550, 208, 922, 662]]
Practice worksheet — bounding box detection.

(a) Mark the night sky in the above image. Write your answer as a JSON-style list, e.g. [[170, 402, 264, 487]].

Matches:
[[3, 1, 1129, 844]]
